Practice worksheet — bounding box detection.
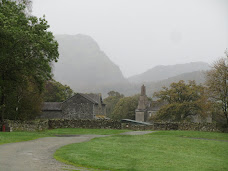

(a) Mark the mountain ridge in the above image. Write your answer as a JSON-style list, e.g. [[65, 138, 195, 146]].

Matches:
[[53, 34, 210, 97], [128, 62, 210, 83]]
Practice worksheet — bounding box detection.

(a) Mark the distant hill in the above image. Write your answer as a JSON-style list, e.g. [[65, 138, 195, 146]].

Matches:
[[143, 70, 207, 97], [53, 34, 131, 96], [128, 62, 210, 83]]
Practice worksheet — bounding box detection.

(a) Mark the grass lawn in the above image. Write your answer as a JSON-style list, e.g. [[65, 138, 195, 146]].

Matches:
[[0, 131, 49, 145], [45, 128, 128, 135], [0, 128, 128, 145], [54, 131, 228, 171]]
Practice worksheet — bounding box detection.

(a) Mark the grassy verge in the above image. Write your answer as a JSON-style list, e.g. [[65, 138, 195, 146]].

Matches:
[[152, 130, 228, 140], [45, 128, 128, 135], [55, 131, 228, 171], [0, 128, 128, 145], [0, 131, 49, 145]]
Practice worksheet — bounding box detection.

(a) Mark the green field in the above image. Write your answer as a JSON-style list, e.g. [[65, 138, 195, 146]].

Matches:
[[55, 131, 228, 171], [0, 128, 128, 145], [0, 131, 49, 145], [1, 129, 228, 170]]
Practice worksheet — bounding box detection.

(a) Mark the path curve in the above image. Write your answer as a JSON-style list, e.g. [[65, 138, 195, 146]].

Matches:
[[0, 131, 154, 171], [0, 135, 106, 171]]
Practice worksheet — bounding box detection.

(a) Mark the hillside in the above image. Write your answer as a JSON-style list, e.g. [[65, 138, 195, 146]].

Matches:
[[53, 34, 131, 96], [128, 62, 210, 83], [143, 70, 207, 97]]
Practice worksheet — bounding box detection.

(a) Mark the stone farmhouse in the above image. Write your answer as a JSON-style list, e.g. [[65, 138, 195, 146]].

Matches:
[[135, 85, 212, 123], [40, 93, 106, 119]]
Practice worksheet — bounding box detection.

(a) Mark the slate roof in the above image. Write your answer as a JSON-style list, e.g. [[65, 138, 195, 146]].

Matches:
[[84, 93, 104, 104], [78, 93, 99, 104], [86, 94, 102, 103], [42, 102, 62, 111], [78, 93, 105, 105], [42, 93, 105, 111]]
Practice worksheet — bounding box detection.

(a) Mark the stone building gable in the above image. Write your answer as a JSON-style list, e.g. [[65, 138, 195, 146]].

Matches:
[[85, 93, 103, 104], [41, 93, 106, 119], [62, 93, 95, 119], [63, 93, 98, 105]]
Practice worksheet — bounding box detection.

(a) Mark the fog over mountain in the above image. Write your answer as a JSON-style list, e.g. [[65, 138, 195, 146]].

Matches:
[[128, 62, 210, 83], [33, 0, 228, 78], [53, 34, 131, 96], [53, 34, 210, 97]]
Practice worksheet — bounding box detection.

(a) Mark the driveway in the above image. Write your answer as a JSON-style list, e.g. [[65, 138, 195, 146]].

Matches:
[[0, 135, 106, 171]]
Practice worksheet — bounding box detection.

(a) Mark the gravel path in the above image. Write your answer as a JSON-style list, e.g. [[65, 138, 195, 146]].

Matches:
[[0, 131, 154, 171], [0, 135, 106, 171]]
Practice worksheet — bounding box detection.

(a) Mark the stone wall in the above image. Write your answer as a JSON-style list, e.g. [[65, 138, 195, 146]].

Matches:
[[122, 122, 226, 132], [1, 119, 121, 131], [1, 120, 227, 132], [48, 119, 121, 129], [2, 120, 49, 131]]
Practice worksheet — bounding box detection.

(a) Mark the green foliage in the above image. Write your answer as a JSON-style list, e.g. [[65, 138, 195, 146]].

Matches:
[[16, 80, 43, 120], [107, 91, 124, 97], [111, 95, 139, 120], [103, 91, 124, 118], [206, 52, 228, 124], [153, 80, 210, 122], [155, 102, 201, 121], [43, 79, 74, 102], [0, 0, 59, 120], [54, 131, 228, 171]]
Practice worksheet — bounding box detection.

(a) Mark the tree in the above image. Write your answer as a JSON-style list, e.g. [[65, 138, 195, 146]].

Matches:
[[107, 91, 123, 97], [111, 95, 138, 120], [15, 79, 43, 120], [103, 91, 124, 118], [153, 80, 210, 122], [43, 79, 74, 102], [206, 51, 228, 124], [0, 0, 59, 121]]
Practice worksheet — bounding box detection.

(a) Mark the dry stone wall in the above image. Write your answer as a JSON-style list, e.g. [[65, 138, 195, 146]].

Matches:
[[122, 122, 225, 132], [1, 120, 49, 131], [48, 119, 121, 129], [1, 119, 121, 131], [1, 120, 227, 132]]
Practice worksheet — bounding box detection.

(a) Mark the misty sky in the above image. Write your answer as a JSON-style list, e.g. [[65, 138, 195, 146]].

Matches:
[[32, 0, 228, 78]]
